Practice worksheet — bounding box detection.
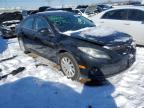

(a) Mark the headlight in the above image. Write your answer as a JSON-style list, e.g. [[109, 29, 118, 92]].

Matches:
[[78, 47, 111, 59]]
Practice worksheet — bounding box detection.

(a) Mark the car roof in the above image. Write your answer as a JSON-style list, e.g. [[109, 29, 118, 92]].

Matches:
[[111, 5, 144, 11], [36, 10, 75, 16]]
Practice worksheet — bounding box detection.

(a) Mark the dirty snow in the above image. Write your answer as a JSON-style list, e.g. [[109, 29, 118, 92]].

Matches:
[[0, 37, 144, 108]]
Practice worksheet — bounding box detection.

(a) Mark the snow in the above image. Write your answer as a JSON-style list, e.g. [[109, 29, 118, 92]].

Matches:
[[0, 38, 144, 108], [78, 27, 117, 37], [63, 27, 92, 36], [63, 26, 117, 37]]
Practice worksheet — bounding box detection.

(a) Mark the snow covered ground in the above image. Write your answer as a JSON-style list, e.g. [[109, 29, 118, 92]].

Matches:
[[0, 37, 144, 108]]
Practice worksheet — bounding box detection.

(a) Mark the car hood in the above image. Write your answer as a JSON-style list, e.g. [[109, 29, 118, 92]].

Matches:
[[63, 27, 132, 45]]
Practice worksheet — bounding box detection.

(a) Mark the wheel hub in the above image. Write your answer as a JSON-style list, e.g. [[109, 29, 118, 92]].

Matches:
[[61, 57, 75, 78]]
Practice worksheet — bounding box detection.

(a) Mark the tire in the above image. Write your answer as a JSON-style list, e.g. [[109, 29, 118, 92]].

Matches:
[[59, 52, 80, 81], [18, 37, 29, 54]]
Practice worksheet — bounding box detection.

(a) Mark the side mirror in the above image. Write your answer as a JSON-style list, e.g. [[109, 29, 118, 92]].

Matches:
[[39, 28, 53, 35]]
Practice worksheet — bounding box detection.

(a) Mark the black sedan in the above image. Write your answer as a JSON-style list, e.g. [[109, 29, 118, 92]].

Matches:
[[16, 11, 136, 81]]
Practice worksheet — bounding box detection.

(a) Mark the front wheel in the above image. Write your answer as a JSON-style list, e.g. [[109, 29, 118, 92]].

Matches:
[[59, 52, 80, 81]]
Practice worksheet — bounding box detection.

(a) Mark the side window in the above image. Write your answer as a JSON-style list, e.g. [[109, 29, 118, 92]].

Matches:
[[35, 17, 50, 31], [128, 9, 144, 21], [102, 9, 128, 20], [22, 17, 34, 29]]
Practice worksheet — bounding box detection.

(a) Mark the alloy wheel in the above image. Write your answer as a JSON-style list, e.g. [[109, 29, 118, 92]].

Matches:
[[61, 57, 76, 78]]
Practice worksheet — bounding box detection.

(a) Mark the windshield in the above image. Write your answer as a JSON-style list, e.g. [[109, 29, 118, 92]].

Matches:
[[46, 14, 95, 32]]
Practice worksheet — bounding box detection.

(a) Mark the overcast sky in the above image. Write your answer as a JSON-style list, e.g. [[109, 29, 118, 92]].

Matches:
[[0, 0, 141, 9]]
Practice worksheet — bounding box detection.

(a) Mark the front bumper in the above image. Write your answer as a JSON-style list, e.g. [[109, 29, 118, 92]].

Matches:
[[100, 53, 135, 77], [78, 52, 136, 80]]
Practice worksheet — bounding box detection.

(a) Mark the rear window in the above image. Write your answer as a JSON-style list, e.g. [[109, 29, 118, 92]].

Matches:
[[128, 9, 144, 21]]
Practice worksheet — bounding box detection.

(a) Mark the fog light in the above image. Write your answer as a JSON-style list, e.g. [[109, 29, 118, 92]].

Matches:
[[79, 65, 86, 69]]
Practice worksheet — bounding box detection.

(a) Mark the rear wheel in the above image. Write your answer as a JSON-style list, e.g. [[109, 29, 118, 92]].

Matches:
[[59, 52, 80, 81]]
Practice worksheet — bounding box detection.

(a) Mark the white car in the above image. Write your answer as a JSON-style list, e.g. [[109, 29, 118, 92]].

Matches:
[[90, 6, 144, 45]]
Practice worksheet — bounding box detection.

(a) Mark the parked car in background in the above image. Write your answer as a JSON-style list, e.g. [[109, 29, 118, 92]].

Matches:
[[0, 11, 22, 38], [90, 6, 144, 46], [76, 5, 103, 17], [76, 5, 88, 9], [84, 5, 103, 16], [76, 5, 88, 16], [0, 20, 20, 38], [16, 11, 136, 81], [97, 4, 113, 11]]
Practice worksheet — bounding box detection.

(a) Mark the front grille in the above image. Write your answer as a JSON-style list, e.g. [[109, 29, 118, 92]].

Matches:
[[104, 40, 136, 55], [110, 41, 136, 55]]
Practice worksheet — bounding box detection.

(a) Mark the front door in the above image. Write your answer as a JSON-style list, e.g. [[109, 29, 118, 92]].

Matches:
[[33, 16, 58, 61]]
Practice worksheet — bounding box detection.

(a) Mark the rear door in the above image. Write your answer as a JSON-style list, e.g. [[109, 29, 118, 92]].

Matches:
[[33, 16, 57, 60], [127, 9, 144, 45]]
